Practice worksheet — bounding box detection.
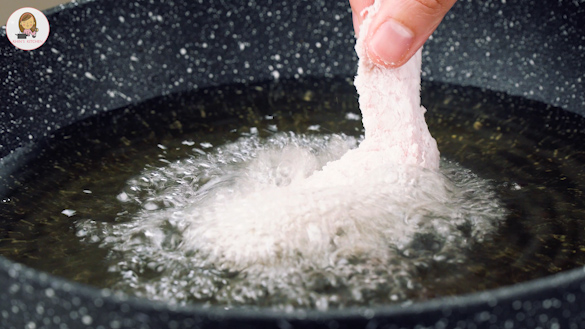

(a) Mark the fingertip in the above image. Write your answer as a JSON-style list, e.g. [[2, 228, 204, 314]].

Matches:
[[367, 19, 415, 68], [366, 48, 408, 69]]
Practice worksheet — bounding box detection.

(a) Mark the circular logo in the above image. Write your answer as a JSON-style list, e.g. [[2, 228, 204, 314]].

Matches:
[[6, 7, 50, 51]]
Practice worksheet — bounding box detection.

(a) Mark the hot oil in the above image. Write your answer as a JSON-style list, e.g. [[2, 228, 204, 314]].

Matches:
[[1, 78, 585, 310]]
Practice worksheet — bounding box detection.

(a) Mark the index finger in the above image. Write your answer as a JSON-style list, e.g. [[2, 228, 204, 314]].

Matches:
[[350, 0, 375, 37]]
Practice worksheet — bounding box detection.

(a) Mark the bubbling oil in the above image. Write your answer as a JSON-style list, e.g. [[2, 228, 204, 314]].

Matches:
[[3, 78, 585, 310], [74, 131, 504, 309]]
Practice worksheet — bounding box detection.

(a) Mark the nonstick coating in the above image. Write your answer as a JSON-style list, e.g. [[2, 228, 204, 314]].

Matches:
[[1, 0, 585, 328]]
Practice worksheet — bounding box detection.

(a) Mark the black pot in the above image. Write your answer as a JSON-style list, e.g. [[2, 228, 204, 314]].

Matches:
[[1, 0, 584, 328]]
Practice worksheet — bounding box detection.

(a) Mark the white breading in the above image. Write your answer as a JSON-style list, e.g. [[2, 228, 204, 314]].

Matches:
[[352, 0, 439, 170], [181, 1, 444, 270]]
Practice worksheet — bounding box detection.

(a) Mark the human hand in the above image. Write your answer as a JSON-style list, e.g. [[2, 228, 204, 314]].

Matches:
[[350, 0, 457, 68]]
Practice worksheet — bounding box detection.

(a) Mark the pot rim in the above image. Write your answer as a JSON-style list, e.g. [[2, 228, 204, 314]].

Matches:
[[1, 254, 583, 320]]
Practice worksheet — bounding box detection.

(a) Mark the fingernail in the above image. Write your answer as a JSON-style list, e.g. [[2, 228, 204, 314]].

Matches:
[[352, 11, 360, 38], [369, 19, 414, 66]]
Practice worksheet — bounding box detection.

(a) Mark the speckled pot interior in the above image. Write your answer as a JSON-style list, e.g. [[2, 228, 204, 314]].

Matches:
[[1, 0, 585, 328]]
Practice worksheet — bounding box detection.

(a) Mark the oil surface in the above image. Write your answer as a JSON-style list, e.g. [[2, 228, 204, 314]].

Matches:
[[2, 78, 585, 310]]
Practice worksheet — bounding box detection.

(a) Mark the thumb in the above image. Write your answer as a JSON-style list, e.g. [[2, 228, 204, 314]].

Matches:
[[365, 0, 457, 68]]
